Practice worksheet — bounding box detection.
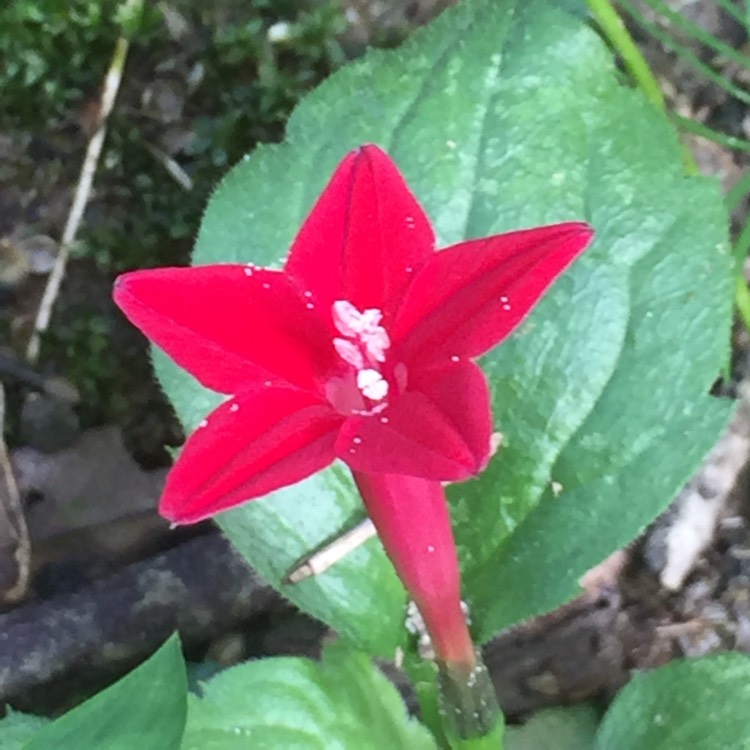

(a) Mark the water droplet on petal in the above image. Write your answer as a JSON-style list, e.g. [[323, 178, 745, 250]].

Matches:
[[353, 436, 362, 445], [229, 403, 239, 413], [304, 291, 313, 298], [262, 282, 270, 289], [503, 303, 511, 311], [405, 266, 413, 273], [199, 419, 208, 428], [450, 355, 460, 362], [380, 416, 389, 424], [243, 268, 253, 276], [306, 302, 314, 310], [427, 545, 435, 553], [264, 380, 272, 387]]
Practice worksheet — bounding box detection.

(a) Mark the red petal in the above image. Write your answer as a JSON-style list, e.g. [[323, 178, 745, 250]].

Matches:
[[336, 361, 492, 480], [393, 222, 594, 364], [114, 266, 335, 394], [160, 388, 341, 524], [284, 145, 434, 322], [353, 473, 474, 665]]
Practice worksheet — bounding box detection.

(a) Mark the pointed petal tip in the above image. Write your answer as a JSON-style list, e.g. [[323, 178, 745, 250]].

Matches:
[[159, 492, 218, 526], [567, 221, 595, 245]]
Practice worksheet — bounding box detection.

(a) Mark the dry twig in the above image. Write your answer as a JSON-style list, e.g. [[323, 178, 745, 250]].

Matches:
[[25, 36, 130, 364]]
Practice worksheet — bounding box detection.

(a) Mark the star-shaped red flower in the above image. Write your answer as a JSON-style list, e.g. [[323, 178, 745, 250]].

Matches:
[[114, 145, 592, 524]]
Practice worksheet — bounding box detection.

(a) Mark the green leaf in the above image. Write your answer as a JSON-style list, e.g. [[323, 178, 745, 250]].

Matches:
[[0, 711, 47, 749], [506, 705, 599, 750], [181, 644, 436, 750], [595, 654, 750, 749], [24, 634, 187, 750], [155, 0, 732, 651]]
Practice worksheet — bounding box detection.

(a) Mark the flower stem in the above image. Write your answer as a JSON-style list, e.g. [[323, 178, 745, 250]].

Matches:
[[585, 0, 665, 112], [352, 472, 504, 746]]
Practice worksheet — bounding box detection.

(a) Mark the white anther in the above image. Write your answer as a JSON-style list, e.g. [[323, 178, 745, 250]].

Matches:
[[361, 328, 390, 363], [357, 369, 388, 401], [333, 338, 365, 370]]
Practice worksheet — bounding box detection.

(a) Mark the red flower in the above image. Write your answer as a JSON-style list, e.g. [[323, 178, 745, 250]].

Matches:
[[114, 145, 592, 525], [115, 145, 591, 675]]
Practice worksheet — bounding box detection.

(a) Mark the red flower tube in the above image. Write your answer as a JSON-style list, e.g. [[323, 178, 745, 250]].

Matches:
[[113, 144, 592, 685]]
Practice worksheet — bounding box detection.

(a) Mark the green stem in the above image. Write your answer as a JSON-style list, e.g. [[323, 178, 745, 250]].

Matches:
[[585, 0, 750, 332], [404, 654, 448, 747], [735, 275, 750, 333], [584, 0, 665, 111], [584, 0, 697, 174]]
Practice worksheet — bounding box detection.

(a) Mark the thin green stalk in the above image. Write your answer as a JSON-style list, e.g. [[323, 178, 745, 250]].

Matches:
[[647, 0, 750, 70], [735, 275, 750, 332], [727, 171, 750, 214], [675, 115, 750, 156], [619, 0, 750, 106], [713, 0, 750, 29], [733, 213, 750, 268], [587, 0, 750, 334], [585, 0, 666, 111], [584, 0, 696, 175], [403, 655, 449, 748]]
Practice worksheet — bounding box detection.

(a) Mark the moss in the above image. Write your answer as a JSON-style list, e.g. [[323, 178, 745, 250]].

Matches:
[[4, 1, 346, 457]]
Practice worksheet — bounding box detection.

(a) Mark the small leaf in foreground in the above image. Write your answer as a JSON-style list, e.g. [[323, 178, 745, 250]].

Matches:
[[0, 710, 48, 749], [182, 643, 436, 750], [595, 653, 750, 750], [24, 634, 187, 750], [506, 705, 599, 750]]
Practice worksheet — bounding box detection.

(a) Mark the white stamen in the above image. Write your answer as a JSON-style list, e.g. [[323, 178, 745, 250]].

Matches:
[[357, 369, 389, 401], [332, 300, 391, 363], [332, 300, 364, 337], [361, 328, 390, 363], [333, 338, 365, 369]]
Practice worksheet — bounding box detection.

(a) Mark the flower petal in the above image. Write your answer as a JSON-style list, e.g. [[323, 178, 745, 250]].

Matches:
[[393, 222, 594, 364], [336, 361, 492, 481], [353, 472, 474, 665], [114, 265, 335, 394], [160, 388, 341, 524], [284, 144, 435, 321]]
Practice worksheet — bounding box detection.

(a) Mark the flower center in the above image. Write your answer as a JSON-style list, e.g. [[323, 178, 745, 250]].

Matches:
[[328, 300, 391, 413]]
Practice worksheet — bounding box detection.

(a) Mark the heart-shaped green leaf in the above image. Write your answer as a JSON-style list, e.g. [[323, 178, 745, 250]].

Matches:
[[155, 0, 732, 652], [181, 644, 436, 749], [595, 654, 750, 749], [23, 634, 187, 750]]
